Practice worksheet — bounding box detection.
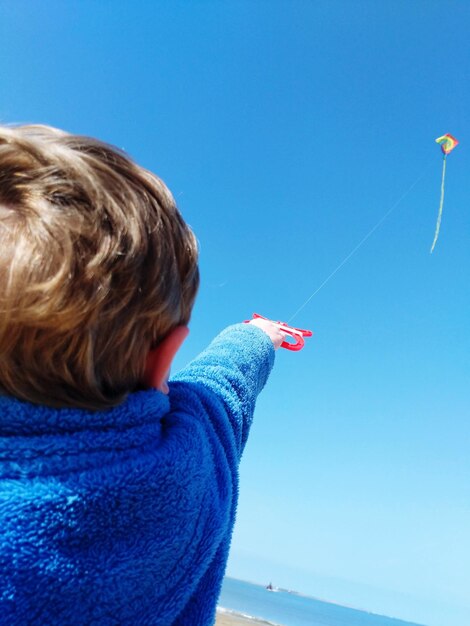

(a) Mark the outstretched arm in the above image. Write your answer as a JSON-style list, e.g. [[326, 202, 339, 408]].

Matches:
[[169, 320, 283, 456]]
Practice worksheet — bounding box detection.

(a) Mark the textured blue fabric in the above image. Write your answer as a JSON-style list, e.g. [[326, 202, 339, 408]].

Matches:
[[0, 323, 274, 626]]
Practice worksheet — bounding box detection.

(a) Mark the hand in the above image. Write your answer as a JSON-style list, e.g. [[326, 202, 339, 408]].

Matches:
[[249, 318, 286, 350]]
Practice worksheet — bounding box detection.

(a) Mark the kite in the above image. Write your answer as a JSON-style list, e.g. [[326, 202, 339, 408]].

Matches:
[[431, 133, 459, 253]]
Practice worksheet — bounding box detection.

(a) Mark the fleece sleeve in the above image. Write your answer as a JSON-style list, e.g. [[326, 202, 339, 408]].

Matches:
[[169, 323, 275, 458], [167, 324, 275, 625]]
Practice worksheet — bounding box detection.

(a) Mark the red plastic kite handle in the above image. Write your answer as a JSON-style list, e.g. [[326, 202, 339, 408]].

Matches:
[[244, 313, 313, 351]]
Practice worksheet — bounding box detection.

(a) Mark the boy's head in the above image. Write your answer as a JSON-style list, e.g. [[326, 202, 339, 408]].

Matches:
[[0, 124, 199, 410]]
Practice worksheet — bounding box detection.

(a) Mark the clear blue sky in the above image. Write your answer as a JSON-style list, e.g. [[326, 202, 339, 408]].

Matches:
[[1, 2, 469, 625]]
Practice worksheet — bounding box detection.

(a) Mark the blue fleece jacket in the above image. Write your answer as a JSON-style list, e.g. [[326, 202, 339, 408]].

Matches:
[[0, 323, 274, 626]]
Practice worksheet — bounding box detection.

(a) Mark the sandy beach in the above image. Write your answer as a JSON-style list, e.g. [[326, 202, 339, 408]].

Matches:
[[215, 609, 278, 626]]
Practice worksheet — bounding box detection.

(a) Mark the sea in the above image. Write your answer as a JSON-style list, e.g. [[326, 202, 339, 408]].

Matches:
[[218, 578, 427, 626]]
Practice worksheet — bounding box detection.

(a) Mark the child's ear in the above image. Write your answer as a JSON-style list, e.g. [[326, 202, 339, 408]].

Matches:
[[143, 326, 189, 393]]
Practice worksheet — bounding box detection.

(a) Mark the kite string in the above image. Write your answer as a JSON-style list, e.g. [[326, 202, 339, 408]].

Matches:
[[288, 164, 432, 323], [430, 155, 446, 254]]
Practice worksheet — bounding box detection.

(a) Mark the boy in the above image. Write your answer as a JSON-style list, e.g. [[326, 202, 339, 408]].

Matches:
[[0, 125, 283, 625]]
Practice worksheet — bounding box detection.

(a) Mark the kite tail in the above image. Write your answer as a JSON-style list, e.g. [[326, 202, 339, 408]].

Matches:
[[430, 155, 447, 254]]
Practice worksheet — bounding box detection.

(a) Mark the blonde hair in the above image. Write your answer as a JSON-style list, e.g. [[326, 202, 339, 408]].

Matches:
[[0, 124, 199, 410]]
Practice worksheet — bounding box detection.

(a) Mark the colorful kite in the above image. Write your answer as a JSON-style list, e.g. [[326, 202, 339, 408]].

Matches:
[[431, 133, 459, 253]]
